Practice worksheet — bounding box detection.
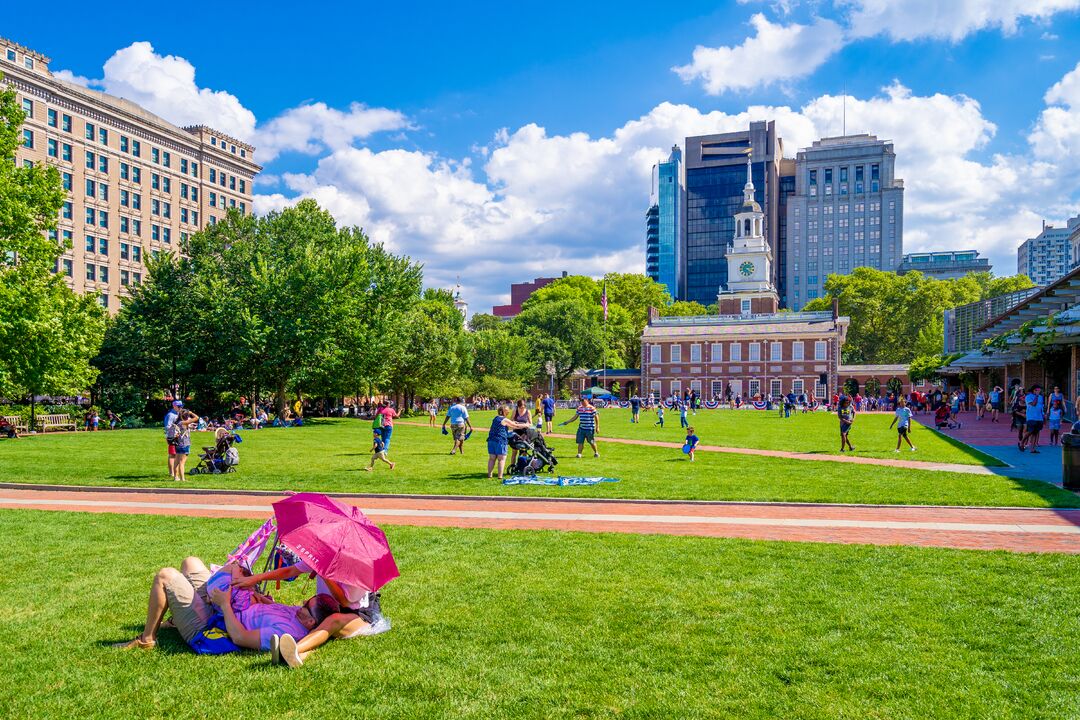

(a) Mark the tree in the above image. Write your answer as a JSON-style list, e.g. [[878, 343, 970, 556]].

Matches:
[[0, 84, 105, 424], [661, 301, 709, 316], [468, 313, 504, 332], [513, 298, 604, 389], [467, 328, 536, 390], [601, 273, 672, 329]]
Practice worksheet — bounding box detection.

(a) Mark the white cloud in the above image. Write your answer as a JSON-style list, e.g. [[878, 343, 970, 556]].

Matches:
[[1030, 61, 1080, 162], [253, 102, 411, 163], [673, 13, 844, 95], [842, 0, 1080, 42], [57, 42, 407, 163]]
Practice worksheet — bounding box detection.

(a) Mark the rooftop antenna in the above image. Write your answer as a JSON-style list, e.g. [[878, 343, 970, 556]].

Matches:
[[842, 84, 847, 136]]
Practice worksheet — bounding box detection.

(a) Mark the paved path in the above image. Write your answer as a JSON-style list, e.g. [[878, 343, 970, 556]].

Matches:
[[2, 485, 1078, 554], [944, 415, 1069, 486]]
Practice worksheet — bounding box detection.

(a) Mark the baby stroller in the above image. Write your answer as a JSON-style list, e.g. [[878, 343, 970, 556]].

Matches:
[[190, 428, 241, 474], [508, 427, 558, 475]]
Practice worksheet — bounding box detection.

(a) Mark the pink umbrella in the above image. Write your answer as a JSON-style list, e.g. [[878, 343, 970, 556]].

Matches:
[[272, 493, 399, 592]]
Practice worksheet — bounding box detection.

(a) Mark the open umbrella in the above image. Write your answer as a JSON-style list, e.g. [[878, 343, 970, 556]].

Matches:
[[581, 386, 614, 399], [272, 493, 399, 592]]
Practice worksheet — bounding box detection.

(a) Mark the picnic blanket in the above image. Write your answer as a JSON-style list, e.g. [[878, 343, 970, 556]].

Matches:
[[502, 475, 620, 487]]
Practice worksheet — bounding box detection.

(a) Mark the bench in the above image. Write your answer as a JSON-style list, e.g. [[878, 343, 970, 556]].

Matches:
[[3, 415, 28, 434], [35, 413, 78, 433]]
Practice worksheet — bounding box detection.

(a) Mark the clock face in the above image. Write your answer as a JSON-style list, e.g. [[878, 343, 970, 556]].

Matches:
[[739, 261, 755, 277]]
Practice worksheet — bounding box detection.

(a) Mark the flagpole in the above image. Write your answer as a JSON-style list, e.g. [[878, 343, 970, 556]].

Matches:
[[602, 281, 608, 395]]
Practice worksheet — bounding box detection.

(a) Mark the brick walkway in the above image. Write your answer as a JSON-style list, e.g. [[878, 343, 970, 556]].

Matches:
[[2, 485, 1078, 554]]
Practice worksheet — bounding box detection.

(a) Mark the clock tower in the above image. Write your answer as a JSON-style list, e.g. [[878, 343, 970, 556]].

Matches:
[[718, 153, 779, 315]]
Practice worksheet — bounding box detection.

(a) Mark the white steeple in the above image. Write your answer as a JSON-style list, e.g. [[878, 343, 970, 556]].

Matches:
[[743, 153, 755, 205], [720, 149, 777, 308]]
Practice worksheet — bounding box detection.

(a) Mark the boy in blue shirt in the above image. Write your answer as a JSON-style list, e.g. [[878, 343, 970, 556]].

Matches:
[[889, 397, 917, 452], [655, 404, 665, 428], [363, 430, 395, 472], [684, 426, 700, 462]]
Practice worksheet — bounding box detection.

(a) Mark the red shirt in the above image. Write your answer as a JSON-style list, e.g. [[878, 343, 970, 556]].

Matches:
[[378, 407, 398, 427]]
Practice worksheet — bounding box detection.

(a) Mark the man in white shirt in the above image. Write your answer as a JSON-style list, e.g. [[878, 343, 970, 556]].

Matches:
[[442, 398, 473, 455]]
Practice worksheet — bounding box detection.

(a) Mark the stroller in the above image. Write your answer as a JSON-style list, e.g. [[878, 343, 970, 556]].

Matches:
[[190, 428, 241, 474], [508, 427, 558, 475]]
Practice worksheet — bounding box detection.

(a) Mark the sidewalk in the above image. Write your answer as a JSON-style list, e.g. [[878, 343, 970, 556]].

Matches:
[[2, 485, 1078, 554], [940, 413, 1069, 486]]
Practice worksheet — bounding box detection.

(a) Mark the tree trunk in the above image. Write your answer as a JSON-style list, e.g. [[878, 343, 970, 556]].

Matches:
[[276, 381, 287, 416], [29, 393, 36, 433]]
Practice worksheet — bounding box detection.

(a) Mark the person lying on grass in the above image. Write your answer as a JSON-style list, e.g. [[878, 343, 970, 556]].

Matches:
[[113, 556, 338, 654], [232, 562, 389, 668]]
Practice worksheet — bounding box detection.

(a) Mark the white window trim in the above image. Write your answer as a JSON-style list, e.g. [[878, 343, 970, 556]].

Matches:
[[670, 345, 682, 363]]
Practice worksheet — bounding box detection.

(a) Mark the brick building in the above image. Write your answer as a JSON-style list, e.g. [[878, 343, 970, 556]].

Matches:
[[491, 272, 567, 318]]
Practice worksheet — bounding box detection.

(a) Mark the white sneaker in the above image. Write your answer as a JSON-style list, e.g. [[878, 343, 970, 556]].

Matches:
[[894, 449, 900, 453], [576, 453, 582, 458], [357, 615, 392, 636], [911, 447, 917, 452], [278, 634, 303, 668], [593, 453, 600, 458]]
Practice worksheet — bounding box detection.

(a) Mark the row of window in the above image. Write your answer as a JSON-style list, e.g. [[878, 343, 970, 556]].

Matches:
[[648, 341, 829, 364], [646, 379, 830, 400], [7, 47, 36, 70], [79, 263, 142, 286]]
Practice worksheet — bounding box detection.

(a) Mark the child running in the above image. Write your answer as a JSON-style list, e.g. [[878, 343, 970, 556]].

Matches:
[[655, 404, 665, 428], [363, 429, 395, 471], [679, 402, 689, 428], [889, 397, 917, 452], [837, 396, 855, 452], [684, 426, 700, 462]]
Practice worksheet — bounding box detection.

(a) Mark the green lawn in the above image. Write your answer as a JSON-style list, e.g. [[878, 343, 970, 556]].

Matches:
[[1, 509, 1078, 719], [1, 420, 1074, 507], [480, 407, 1002, 466]]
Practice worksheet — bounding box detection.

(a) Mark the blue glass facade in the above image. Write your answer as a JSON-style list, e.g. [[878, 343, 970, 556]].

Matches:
[[645, 204, 660, 281], [685, 163, 765, 306], [655, 148, 683, 299]]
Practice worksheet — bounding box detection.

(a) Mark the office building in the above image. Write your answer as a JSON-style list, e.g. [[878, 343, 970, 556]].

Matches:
[[1018, 219, 1075, 285], [898, 250, 990, 279], [683, 121, 788, 306], [491, 272, 567, 318], [784, 134, 904, 310], [645, 146, 684, 299], [4, 36, 260, 313]]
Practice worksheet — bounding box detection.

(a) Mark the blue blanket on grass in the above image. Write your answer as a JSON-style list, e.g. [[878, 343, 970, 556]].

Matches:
[[502, 476, 620, 487]]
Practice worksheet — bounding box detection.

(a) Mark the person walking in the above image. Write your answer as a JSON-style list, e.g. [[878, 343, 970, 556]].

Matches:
[[679, 401, 689, 428], [442, 398, 473, 455], [655, 404, 665, 428], [989, 385, 1003, 423], [1019, 384, 1046, 453], [684, 426, 700, 462], [889, 397, 917, 452], [560, 397, 601, 458], [487, 405, 530, 480], [426, 400, 438, 428], [837, 396, 855, 452], [975, 388, 986, 420], [630, 394, 641, 424], [541, 393, 556, 434], [363, 428, 395, 471]]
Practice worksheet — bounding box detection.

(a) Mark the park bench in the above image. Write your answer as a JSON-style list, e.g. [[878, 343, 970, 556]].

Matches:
[[3, 415, 28, 434], [35, 414, 78, 433]]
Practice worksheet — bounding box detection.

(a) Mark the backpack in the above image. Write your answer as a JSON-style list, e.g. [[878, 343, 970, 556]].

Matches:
[[223, 447, 239, 467]]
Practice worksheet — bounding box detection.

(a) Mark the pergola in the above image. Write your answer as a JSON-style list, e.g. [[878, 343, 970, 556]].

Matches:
[[973, 266, 1080, 344]]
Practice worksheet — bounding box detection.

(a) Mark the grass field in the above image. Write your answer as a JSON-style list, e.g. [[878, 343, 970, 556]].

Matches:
[[511, 407, 1003, 466], [1, 419, 1075, 507], [1, 509, 1078, 719]]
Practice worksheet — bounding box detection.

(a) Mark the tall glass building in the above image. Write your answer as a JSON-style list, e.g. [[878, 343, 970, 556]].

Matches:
[[646, 146, 684, 299], [684, 122, 786, 306]]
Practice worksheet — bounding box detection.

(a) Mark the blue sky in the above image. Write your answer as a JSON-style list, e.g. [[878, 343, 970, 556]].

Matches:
[[8, 1, 1080, 310]]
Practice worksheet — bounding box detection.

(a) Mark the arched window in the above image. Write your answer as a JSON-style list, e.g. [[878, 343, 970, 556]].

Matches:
[[744, 219, 751, 236]]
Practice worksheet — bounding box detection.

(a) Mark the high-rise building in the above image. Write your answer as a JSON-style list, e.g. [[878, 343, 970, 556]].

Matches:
[[3, 36, 260, 313], [1067, 215, 1080, 270], [683, 121, 788, 307], [785, 134, 904, 310], [1018, 218, 1076, 285], [898, 250, 990, 279], [646, 146, 684, 299]]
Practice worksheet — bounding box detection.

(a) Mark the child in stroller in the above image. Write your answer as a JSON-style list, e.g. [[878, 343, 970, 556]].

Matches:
[[190, 428, 241, 474], [507, 427, 558, 475]]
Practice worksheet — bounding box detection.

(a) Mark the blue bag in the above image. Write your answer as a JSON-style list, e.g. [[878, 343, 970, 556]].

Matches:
[[188, 612, 242, 655]]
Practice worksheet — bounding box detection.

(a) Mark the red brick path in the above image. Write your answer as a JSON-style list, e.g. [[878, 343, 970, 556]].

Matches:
[[2, 486, 1078, 554]]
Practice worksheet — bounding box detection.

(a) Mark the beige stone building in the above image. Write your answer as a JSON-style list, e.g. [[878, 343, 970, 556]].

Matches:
[[2, 36, 260, 312]]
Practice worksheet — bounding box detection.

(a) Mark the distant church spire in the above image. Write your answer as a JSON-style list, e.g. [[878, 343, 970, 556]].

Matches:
[[743, 151, 754, 205]]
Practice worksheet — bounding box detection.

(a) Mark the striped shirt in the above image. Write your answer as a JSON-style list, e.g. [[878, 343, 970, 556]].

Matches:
[[575, 405, 597, 431]]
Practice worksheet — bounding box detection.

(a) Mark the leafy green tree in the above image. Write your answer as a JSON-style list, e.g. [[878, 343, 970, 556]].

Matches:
[[661, 301, 709, 316], [513, 298, 604, 389], [467, 328, 536, 389], [602, 273, 672, 328], [468, 313, 504, 332], [0, 84, 105, 424]]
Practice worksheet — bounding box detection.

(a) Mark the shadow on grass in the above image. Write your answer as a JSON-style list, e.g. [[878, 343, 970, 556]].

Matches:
[[98, 629, 191, 655], [107, 474, 161, 481]]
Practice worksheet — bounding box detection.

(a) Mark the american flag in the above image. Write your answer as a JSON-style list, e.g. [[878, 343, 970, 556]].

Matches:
[[601, 282, 608, 321]]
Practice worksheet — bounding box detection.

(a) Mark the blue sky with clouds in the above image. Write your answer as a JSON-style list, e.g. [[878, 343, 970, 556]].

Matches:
[[8, 1, 1080, 310]]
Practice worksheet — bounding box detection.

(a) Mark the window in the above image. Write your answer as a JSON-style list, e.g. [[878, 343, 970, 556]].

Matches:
[[132, 167, 141, 184], [191, 187, 199, 202], [85, 208, 95, 225], [85, 122, 95, 141], [5, 49, 13, 61], [230, 176, 236, 190], [62, 202, 72, 219], [670, 380, 682, 395], [151, 224, 160, 241], [86, 264, 97, 281], [162, 177, 171, 193], [98, 183, 108, 201], [120, 136, 129, 153], [209, 192, 217, 208], [219, 173, 226, 187], [132, 140, 141, 158], [211, 137, 217, 146], [180, 159, 188, 174], [85, 179, 96, 198], [239, 179, 246, 194], [133, 272, 142, 285], [162, 228, 171, 244], [85, 235, 95, 252], [770, 342, 782, 361], [62, 172, 71, 191], [24, 56, 33, 70], [62, 258, 72, 276], [47, 138, 58, 158], [22, 98, 33, 117], [99, 294, 108, 309], [650, 380, 662, 397], [151, 148, 159, 164], [120, 216, 129, 234], [120, 189, 129, 207], [650, 345, 661, 364], [230, 198, 236, 208], [162, 151, 170, 168], [151, 173, 160, 190], [62, 143, 72, 161], [132, 220, 141, 237], [191, 211, 198, 225], [151, 199, 160, 216], [710, 343, 722, 362], [22, 129, 33, 149], [98, 237, 108, 255], [180, 183, 188, 200], [132, 246, 142, 262], [748, 379, 760, 398], [770, 379, 782, 398], [690, 345, 701, 363], [120, 269, 130, 286], [209, 169, 216, 183], [670, 345, 682, 363], [191, 162, 198, 177], [99, 156, 108, 173], [792, 342, 804, 361], [729, 343, 742, 362], [119, 162, 129, 181], [740, 298, 751, 314], [239, 203, 245, 215], [99, 128, 107, 145], [98, 210, 108, 228], [132, 193, 141, 210], [792, 379, 804, 395], [815, 381, 827, 399], [62, 114, 72, 132], [749, 343, 761, 362], [180, 208, 188, 224]]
